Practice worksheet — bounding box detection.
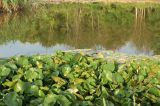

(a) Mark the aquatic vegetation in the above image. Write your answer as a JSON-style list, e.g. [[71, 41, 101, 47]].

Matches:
[[0, 51, 160, 105]]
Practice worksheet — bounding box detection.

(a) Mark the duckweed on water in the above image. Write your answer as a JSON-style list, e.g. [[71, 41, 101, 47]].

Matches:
[[0, 51, 160, 106]]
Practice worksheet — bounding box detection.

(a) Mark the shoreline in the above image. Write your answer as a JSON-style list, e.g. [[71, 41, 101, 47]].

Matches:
[[34, 0, 160, 4], [1, 49, 160, 63], [1, 0, 160, 12]]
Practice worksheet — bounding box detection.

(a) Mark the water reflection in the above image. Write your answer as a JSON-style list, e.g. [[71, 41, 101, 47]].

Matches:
[[0, 4, 160, 57], [0, 41, 75, 57], [115, 42, 153, 55]]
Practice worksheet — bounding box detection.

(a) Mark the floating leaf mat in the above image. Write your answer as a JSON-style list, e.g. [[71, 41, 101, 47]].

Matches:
[[0, 51, 160, 106]]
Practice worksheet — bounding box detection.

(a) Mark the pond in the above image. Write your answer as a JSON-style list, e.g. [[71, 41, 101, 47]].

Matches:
[[0, 3, 160, 57]]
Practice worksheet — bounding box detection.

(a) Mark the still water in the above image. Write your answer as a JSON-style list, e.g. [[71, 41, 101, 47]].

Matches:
[[0, 4, 160, 57]]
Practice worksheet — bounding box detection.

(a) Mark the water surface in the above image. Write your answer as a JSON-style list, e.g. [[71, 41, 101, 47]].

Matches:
[[0, 4, 160, 57]]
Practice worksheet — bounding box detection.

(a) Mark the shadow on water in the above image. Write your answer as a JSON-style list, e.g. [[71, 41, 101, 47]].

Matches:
[[0, 3, 160, 57]]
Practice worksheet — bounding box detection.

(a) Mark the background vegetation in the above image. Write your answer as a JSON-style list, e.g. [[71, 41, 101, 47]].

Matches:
[[0, 0, 28, 12], [0, 3, 160, 54]]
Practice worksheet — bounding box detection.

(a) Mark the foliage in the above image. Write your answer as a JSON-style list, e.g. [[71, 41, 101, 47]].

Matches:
[[1, 0, 28, 12], [0, 3, 134, 47], [0, 51, 160, 105]]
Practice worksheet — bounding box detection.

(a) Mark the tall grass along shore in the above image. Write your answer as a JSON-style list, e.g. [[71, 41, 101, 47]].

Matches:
[[1, 0, 160, 12], [0, 0, 28, 12]]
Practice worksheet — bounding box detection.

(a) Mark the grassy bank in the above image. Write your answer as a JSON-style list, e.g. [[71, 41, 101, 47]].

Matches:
[[0, 51, 160, 105], [36, 0, 160, 4], [0, 0, 160, 12]]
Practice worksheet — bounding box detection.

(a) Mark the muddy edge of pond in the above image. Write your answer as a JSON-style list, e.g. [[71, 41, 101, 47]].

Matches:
[[65, 49, 160, 63], [0, 49, 159, 63]]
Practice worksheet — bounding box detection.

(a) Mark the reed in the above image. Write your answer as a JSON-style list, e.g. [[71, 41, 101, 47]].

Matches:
[[0, 0, 160, 12], [1, 0, 28, 12]]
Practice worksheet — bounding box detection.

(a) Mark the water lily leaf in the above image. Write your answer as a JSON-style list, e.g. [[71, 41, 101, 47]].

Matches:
[[51, 71, 59, 76], [113, 73, 124, 83], [73, 53, 83, 62], [5, 63, 17, 71], [23, 82, 32, 94], [139, 69, 147, 76], [148, 87, 160, 97], [121, 99, 132, 106], [60, 91, 77, 102], [12, 74, 22, 81], [101, 86, 109, 97], [85, 96, 94, 100], [53, 57, 62, 64], [73, 92, 84, 100], [3, 80, 16, 87], [138, 75, 144, 82], [145, 93, 158, 103], [102, 98, 107, 106], [14, 80, 24, 93], [120, 71, 129, 80], [3, 92, 22, 106], [24, 68, 39, 82], [38, 90, 45, 97], [15, 57, 29, 67], [72, 78, 85, 85], [61, 65, 72, 76], [40, 86, 49, 91], [0, 66, 11, 77], [153, 102, 160, 106], [77, 101, 93, 106], [114, 89, 125, 98], [67, 88, 78, 93], [96, 53, 104, 58], [56, 95, 72, 106], [34, 80, 43, 86], [102, 62, 115, 72], [36, 61, 43, 69], [51, 85, 62, 93], [29, 98, 43, 106], [90, 61, 98, 70], [51, 76, 66, 86], [150, 78, 159, 84], [62, 52, 74, 61], [29, 85, 39, 96], [95, 97, 114, 106], [17, 68, 23, 75], [43, 94, 57, 106], [101, 71, 113, 84], [81, 71, 91, 78]]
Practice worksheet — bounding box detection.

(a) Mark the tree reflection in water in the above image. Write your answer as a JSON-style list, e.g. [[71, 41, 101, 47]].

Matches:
[[0, 4, 160, 57]]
